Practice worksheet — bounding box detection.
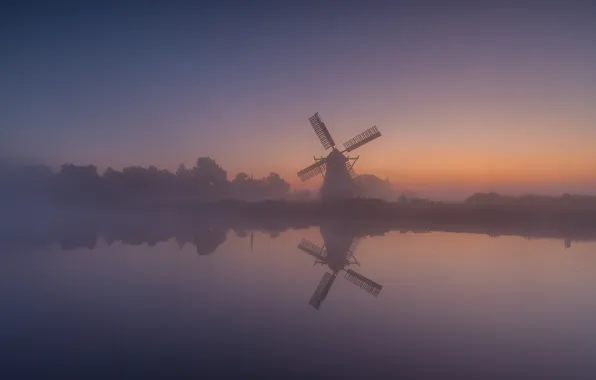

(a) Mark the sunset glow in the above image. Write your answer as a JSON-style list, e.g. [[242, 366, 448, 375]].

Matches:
[[2, 3, 595, 199]]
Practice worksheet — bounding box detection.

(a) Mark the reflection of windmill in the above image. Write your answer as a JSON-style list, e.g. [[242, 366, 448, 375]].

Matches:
[[297, 112, 382, 200], [297, 227, 382, 310]]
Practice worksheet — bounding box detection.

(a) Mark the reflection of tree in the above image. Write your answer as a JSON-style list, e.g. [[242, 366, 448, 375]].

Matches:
[[99, 217, 229, 254], [233, 227, 248, 238], [193, 227, 227, 255], [3, 210, 596, 254]]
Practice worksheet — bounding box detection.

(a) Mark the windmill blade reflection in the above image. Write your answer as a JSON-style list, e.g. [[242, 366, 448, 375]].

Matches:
[[298, 238, 327, 262], [344, 269, 383, 297], [298, 223, 383, 311], [309, 272, 336, 310]]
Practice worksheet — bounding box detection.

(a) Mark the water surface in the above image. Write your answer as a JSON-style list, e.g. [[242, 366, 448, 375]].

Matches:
[[1, 218, 596, 379]]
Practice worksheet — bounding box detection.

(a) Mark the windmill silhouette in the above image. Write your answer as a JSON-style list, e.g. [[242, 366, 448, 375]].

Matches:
[[297, 112, 382, 200], [297, 224, 383, 310]]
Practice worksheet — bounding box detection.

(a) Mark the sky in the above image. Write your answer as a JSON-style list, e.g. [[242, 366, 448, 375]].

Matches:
[[2, 1, 596, 200]]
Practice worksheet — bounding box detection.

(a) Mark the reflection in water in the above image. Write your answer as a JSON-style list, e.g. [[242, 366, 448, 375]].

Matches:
[[2, 210, 595, 255], [298, 223, 382, 310], [2, 212, 596, 378]]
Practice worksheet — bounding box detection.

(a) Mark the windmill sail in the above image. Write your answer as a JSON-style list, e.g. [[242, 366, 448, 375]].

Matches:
[[309, 272, 336, 310], [309, 113, 336, 150], [345, 160, 357, 178], [347, 236, 362, 256], [297, 159, 327, 181], [343, 126, 381, 152], [344, 269, 382, 296], [298, 239, 327, 262]]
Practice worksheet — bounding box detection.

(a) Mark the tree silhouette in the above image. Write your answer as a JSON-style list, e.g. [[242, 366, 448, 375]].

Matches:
[[353, 174, 397, 200], [190, 157, 229, 200], [193, 157, 227, 184], [0, 157, 292, 206], [263, 172, 290, 199], [55, 164, 102, 203]]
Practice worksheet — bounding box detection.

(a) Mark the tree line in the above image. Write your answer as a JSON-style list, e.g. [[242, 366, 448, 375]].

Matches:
[[464, 192, 596, 207], [0, 157, 295, 206]]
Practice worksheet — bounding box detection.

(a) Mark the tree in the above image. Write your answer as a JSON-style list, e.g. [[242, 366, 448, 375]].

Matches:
[[233, 172, 250, 183], [292, 189, 312, 201], [191, 157, 230, 199], [193, 157, 227, 184], [176, 163, 192, 179], [263, 172, 290, 199], [56, 164, 102, 203], [231, 172, 252, 199], [353, 174, 396, 200]]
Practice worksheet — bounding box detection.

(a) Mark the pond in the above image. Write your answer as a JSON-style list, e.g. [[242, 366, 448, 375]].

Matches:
[[1, 216, 596, 379]]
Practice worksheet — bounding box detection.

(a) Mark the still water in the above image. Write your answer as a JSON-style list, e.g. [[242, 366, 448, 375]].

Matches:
[[2, 217, 596, 379]]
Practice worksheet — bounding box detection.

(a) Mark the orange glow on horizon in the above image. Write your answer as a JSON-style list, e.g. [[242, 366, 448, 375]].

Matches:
[[279, 151, 596, 189]]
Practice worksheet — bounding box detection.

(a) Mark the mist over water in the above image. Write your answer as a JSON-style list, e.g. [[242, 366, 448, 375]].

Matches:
[[2, 212, 596, 379]]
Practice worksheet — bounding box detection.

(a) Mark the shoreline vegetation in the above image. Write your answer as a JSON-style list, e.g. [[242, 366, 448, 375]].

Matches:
[[2, 158, 596, 236], [2, 157, 596, 206]]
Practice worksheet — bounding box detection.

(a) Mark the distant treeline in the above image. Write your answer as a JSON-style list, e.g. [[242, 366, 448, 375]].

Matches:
[[464, 192, 596, 208], [0, 157, 401, 206], [0, 157, 295, 205], [2, 157, 595, 207]]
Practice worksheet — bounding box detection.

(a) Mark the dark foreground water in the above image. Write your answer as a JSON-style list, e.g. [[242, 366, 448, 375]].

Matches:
[[2, 218, 596, 379]]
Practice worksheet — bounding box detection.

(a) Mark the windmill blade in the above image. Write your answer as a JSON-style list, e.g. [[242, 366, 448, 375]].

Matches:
[[343, 126, 381, 152], [344, 269, 382, 296], [309, 272, 336, 310], [348, 236, 363, 256], [298, 239, 327, 262], [297, 159, 327, 182], [309, 113, 336, 150], [345, 161, 357, 178]]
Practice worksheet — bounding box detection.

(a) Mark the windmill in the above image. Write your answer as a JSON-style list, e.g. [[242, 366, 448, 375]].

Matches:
[[297, 112, 382, 200], [297, 224, 383, 310]]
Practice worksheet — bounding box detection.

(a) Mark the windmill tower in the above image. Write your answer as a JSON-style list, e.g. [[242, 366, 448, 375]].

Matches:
[[297, 224, 383, 310], [297, 112, 382, 201]]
